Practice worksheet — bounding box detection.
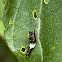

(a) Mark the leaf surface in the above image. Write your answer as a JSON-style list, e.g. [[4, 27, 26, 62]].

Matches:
[[3, 0, 62, 62], [3, 0, 43, 62], [40, 0, 62, 62]]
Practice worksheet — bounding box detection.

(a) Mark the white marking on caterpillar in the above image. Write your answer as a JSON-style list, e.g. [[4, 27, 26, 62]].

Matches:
[[29, 43, 36, 49]]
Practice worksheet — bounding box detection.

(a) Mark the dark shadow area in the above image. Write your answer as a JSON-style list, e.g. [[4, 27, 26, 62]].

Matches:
[[0, 36, 19, 62]]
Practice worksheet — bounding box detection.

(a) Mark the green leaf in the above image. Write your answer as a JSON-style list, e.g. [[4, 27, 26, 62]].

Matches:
[[0, 21, 5, 37], [3, 0, 62, 62], [0, 0, 5, 37], [0, 0, 4, 21], [40, 0, 62, 62], [3, 0, 43, 62]]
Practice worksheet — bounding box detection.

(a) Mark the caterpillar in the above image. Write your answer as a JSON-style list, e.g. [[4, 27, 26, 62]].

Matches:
[[26, 31, 36, 57]]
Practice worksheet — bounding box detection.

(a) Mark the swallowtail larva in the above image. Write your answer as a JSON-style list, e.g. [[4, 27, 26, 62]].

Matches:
[[26, 31, 36, 57]]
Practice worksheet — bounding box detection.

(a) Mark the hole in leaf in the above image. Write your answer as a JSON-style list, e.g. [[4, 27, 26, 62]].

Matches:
[[34, 12, 37, 18], [21, 48, 25, 52], [32, 10, 38, 20], [9, 20, 14, 24], [44, 0, 49, 4]]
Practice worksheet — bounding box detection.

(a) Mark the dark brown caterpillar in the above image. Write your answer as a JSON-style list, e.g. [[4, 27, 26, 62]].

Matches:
[[29, 31, 36, 43], [26, 47, 33, 57], [26, 31, 36, 57]]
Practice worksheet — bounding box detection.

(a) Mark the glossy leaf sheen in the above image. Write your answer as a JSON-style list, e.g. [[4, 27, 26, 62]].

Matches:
[[3, 0, 62, 62]]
